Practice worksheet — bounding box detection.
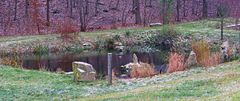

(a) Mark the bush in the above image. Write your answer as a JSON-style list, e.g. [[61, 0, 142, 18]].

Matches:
[[167, 53, 186, 73], [144, 26, 179, 50], [33, 45, 49, 55], [130, 63, 156, 78], [56, 19, 77, 41], [125, 31, 132, 37], [65, 45, 84, 53], [105, 38, 115, 50], [95, 38, 115, 51], [113, 34, 121, 41]]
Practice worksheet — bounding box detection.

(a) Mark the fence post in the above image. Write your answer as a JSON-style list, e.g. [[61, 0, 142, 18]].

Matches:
[[108, 53, 112, 85]]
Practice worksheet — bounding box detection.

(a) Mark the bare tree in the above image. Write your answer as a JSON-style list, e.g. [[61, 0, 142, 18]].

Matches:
[[78, 0, 91, 32], [25, 0, 29, 17], [202, 0, 208, 18], [46, 0, 50, 26], [133, 0, 141, 24], [14, 0, 18, 21], [176, 0, 180, 22], [217, 2, 229, 40], [161, 0, 174, 25], [95, 0, 100, 16], [121, 0, 131, 26]]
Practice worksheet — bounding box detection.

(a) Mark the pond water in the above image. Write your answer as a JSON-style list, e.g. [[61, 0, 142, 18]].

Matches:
[[1, 51, 167, 77]]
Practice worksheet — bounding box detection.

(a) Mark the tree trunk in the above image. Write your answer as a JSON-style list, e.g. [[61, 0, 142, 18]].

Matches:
[[79, 0, 87, 32], [14, 0, 17, 20], [221, 18, 224, 40], [133, 0, 141, 24], [143, 0, 147, 26], [46, 0, 50, 26], [176, 0, 180, 22], [162, 0, 167, 24], [202, 0, 208, 18], [70, 0, 73, 17], [95, 0, 100, 16], [25, 0, 29, 17], [183, 0, 186, 17]]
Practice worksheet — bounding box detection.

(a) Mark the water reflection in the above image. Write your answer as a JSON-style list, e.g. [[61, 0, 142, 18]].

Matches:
[[2, 51, 167, 76]]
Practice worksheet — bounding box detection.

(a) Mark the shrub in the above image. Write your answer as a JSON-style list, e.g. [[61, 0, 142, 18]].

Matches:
[[65, 45, 84, 53], [130, 62, 156, 78], [167, 53, 186, 73], [56, 19, 77, 41], [113, 34, 121, 41], [211, 43, 221, 53], [105, 38, 115, 50], [145, 26, 179, 50], [95, 38, 106, 50], [33, 45, 49, 55], [125, 31, 132, 37]]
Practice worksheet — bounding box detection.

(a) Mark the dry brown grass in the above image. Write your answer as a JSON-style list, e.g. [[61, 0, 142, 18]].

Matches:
[[192, 40, 221, 67], [191, 40, 210, 64], [200, 52, 221, 67], [167, 53, 186, 73], [130, 62, 156, 78]]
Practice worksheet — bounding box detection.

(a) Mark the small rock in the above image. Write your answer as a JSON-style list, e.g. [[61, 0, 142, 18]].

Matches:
[[221, 41, 230, 61], [149, 23, 163, 27], [83, 41, 96, 50], [114, 42, 125, 52], [185, 51, 197, 68], [133, 54, 138, 64]]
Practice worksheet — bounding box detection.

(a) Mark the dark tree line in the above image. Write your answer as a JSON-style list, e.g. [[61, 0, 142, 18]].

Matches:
[[0, 0, 239, 35]]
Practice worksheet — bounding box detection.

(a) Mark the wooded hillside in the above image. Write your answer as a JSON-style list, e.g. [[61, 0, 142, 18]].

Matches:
[[0, 0, 239, 36]]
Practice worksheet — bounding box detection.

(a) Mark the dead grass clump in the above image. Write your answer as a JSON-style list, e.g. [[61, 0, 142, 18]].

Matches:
[[167, 53, 186, 73], [1, 58, 20, 68], [192, 40, 221, 67], [201, 52, 221, 67], [130, 62, 156, 78], [191, 40, 210, 64]]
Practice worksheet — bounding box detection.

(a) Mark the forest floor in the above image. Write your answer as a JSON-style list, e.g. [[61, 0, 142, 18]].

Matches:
[[1, 61, 240, 100]]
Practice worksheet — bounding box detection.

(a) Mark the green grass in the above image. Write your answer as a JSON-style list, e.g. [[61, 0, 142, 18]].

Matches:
[[1, 62, 240, 100], [0, 65, 106, 100]]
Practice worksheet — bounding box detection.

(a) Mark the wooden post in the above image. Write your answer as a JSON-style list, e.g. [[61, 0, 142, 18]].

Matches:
[[108, 53, 112, 85]]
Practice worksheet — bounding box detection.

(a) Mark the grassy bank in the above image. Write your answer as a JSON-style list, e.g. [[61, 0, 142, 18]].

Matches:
[[0, 18, 239, 54], [1, 61, 240, 100]]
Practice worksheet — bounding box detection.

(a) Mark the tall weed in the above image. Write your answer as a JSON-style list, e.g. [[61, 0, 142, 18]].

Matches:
[[130, 62, 156, 78], [167, 53, 185, 73], [192, 40, 221, 67]]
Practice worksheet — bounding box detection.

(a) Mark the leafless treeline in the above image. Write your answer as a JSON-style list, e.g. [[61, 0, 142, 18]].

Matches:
[[0, 0, 239, 35]]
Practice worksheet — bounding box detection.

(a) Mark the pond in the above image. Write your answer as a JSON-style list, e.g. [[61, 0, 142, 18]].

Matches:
[[1, 50, 168, 77]]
